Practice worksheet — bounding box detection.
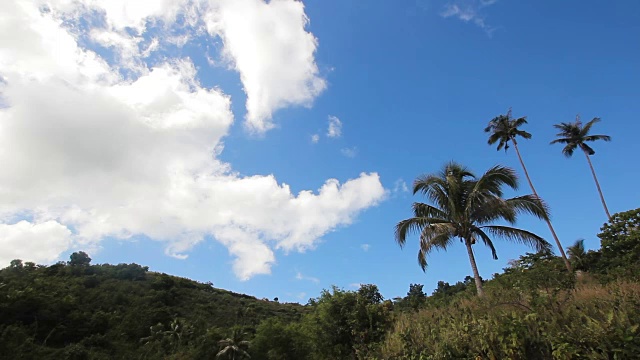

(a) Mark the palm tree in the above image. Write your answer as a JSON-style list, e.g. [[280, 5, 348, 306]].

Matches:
[[395, 162, 551, 297], [551, 115, 612, 220], [217, 329, 251, 360], [485, 109, 572, 272], [567, 239, 587, 271]]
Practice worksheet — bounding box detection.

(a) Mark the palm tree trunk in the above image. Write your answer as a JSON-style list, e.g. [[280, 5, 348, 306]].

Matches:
[[583, 150, 612, 221], [512, 139, 572, 272], [464, 239, 485, 297]]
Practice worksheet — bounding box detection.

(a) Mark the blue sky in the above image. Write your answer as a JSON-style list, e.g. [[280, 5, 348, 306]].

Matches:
[[1, 0, 639, 303]]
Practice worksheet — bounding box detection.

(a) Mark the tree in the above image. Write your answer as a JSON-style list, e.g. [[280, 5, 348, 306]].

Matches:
[[395, 162, 551, 297], [69, 251, 92, 267], [596, 208, 640, 278], [566, 239, 588, 271], [217, 329, 251, 360], [405, 284, 427, 311], [302, 285, 392, 359], [251, 318, 312, 360], [485, 109, 572, 272], [551, 115, 612, 220]]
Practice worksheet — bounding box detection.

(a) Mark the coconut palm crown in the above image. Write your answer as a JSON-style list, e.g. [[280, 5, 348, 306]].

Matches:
[[395, 162, 551, 296], [484, 108, 532, 152], [216, 329, 251, 360], [550, 116, 611, 157]]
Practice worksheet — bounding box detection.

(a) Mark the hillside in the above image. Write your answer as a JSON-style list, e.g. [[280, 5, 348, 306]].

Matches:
[[0, 258, 305, 359]]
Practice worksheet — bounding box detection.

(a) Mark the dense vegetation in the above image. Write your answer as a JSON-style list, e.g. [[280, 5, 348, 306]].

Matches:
[[2, 208, 638, 359], [0, 256, 305, 359]]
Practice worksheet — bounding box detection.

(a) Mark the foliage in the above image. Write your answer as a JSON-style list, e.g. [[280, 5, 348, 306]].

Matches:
[[592, 208, 640, 280], [0, 253, 305, 359], [567, 239, 588, 271], [394, 284, 427, 312], [299, 284, 393, 360], [382, 281, 640, 360], [251, 318, 312, 360], [484, 109, 532, 152], [550, 116, 611, 157], [395, 162, 551, 296], [381, 255, 639, 360], [217, 328, 251, 360]]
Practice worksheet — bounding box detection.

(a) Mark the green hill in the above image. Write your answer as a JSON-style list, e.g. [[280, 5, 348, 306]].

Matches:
[[0, 258, 305, 359]]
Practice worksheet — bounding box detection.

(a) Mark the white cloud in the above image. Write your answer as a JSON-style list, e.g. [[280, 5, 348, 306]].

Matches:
[[440, 0, 498, 35], [0, 0, 385, 278], [311, 134, 320, 143], [360, 244, 370, 252], [327, 115, 342, 138], [341, 147, 358, 158], [59, 0, 194, 35], [205, 0, 327, 133], [0, 221, 72, 265], [393, 179, 409, 194], [296, 271, 320, 284], [89, 29, 144, 72], [349, 283, 363, 289]]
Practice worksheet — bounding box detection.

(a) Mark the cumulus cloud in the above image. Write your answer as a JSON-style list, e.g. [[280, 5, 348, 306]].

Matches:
[[206, 0, 327, 133], [360, 244, 370, 252], [0, 221, 73, 265], [0, 0, 384, 278], [327, 115, 343, 138], [311, 134, 320, 143]]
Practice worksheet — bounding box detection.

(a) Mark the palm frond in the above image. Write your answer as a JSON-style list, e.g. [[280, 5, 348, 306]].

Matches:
[[412, 202, 448, 219], [413, 174, 451, 211], [580, 143, 596, 155], [216, 347, 231, 358], [395, 218, 428, 248], [418, 228, 457, 271], [471, 197, 517, 225], [481, 225, 551, 252], [475, 165, 519, 194], [580, 117, 600, 135], [562, 143, 577, 157], [552, 122, 575, 133], [514, 129, 532, 139], [567, 239, 586, 259], [513, 116, 528, 128], [504, 195, 550, 221], [487, 132, 504, 148], [472, 227, 498, 260], [584, 134, 611, 142], [395, 216, 451, 247]]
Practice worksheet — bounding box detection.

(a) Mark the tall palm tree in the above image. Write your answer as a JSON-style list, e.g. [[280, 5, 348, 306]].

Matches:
[[485, 109, 572, 272], [217, 329, 251, 360], [395, 162, 551, 297], [551, 115, 612, 220]]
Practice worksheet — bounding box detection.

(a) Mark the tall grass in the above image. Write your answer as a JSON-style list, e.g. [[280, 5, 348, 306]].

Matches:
[[381, 281, 640, 360]]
